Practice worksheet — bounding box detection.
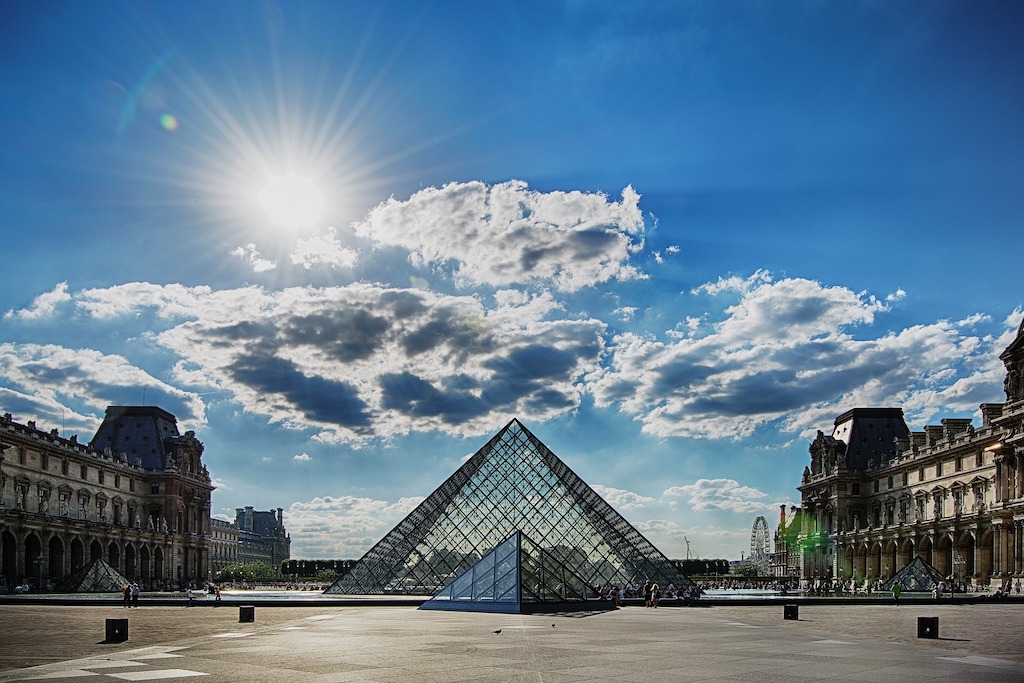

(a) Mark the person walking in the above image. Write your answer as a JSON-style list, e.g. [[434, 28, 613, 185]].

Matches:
[[122, 584, 131, 608], [131, 583, 140, 608], [186, 587, 194, 606], [892, 582, 901, 605], [642, 580, 652, 608]]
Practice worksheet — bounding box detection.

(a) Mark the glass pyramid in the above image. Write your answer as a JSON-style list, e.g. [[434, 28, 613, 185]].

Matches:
[[420, 530, 607, 613], [56, 557, 130, 593], [879, 556, 946, 592], [325, 418, 697, 597]]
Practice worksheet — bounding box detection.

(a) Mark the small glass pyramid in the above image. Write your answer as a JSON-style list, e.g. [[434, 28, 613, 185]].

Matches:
[[421, 530, 606, 613], [326, 419, 697, 597], [879, 556, 946, 592], [56, 557, 130, 593]]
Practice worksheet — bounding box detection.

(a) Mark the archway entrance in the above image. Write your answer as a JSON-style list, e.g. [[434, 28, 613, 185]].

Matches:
[[70, 537, 85, 574], [1, 530, 16, 585], [24, 533, 42, 588], [107, 542, 120, 572], [47, 536, 64, 585], [124, 544, 136, 580]]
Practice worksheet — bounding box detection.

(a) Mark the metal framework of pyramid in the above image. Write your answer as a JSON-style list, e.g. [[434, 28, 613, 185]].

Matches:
[[55, 557, 130, 593], [325, 418, 697, 597], [420, 530, 608, 613], [879, 556, 946, 592]]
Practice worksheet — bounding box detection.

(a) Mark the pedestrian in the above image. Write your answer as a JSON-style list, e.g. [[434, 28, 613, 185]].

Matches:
[[186, 587, 194, 606], [215, 586, 221, 603], [651, 583, 661, 608], [642, 580, 652, 608], [122, 584, 131, 608], [1015, 579, 1021, 595], [892, 582, 901, 605], [131, 583, 140, 607]]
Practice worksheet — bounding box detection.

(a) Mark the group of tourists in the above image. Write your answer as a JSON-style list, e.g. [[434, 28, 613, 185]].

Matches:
[[598, 580, 700, 606], [120, 583, 141, 607]]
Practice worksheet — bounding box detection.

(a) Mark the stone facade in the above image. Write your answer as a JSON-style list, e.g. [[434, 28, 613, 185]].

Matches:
[[235, 506, 290, 575], [0, 406, 214, 590], [208, 517, 239, 578], [797, 319, 1024, 587]]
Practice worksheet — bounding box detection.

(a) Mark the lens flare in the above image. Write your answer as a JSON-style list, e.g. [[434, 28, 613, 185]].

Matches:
[[159, 113, 179, 131]]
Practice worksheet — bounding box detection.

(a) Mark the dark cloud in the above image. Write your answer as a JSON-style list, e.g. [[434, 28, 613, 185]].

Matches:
[[379, 371, 488, 422], [282, 310, 391, 362], [228, 355, 371, 428]]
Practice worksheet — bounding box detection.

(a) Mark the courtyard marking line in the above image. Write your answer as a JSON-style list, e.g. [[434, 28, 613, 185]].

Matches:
[[813, 640, 854, 645], [209, 633, 252, 639], [304, 614, 337, 621], [937, 656, 1024, 673], [106, 671, 208, 681], [13, 671, 101, 680], [70, 663, 146, 670]]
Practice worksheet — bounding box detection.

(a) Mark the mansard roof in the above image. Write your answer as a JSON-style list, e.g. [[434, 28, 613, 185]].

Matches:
[[999, 316, 1024, 361], [90, 406, 183, 469], [831, 408, 910, 470]]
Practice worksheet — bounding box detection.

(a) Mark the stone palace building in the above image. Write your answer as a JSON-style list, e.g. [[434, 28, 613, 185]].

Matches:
[[797, 318, 1024, 587], [0, 406, 214, 590]]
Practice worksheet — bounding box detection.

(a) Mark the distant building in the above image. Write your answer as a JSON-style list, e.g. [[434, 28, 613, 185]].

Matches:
[[235, 506, 290, 575], [771, 505, 802, 578], [208, 517, 239, 578], [0, 406, 214, 591], [797, 319, 1024, 587]]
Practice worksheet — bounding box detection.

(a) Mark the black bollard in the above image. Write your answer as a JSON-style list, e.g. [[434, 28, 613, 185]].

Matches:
[[105, 618, 129, 643], [784, 604, 799, 620], [917, 616, 939, 638], [239, 605, 255, 623]]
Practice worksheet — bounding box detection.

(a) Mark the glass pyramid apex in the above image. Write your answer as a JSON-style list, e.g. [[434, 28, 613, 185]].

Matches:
[[325, 418, 697, 597]]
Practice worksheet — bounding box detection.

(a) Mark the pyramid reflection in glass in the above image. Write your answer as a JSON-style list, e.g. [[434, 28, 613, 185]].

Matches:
[[325, 419, 697, 600]]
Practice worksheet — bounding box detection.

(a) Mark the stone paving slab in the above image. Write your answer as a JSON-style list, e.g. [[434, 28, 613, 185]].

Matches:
[[0, 603, 1022, 682]]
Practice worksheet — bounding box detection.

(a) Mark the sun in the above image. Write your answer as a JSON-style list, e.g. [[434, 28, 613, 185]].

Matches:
[[258, 172, 326, 231]]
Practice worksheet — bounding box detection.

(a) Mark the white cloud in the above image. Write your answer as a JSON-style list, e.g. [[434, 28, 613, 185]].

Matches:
[[664, 478, 771, 513], [293, 453, 312, 462], [5, 282, 71, 320], [284, 495, 425, 558], [290, 227, 359, 270], [62, 282, 606, 444], [354, 180, 647, 291], [0, 342, 207, 433], [231, 243, 277, 272], [589, 272, 1011, 439], [591, 484, 655, 510]]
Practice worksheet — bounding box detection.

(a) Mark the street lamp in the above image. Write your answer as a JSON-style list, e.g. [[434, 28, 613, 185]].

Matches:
[[953, 553, 965, 594]]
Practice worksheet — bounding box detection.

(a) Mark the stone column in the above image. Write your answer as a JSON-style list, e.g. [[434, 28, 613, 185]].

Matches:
[[992, 524, 1003, 579]]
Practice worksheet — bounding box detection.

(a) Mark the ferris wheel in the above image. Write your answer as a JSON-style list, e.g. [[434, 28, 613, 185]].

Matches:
[[750, 516, 771, 575]]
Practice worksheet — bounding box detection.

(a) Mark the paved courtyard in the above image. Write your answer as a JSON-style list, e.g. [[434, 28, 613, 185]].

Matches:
[[1, 602, 1023, 682]]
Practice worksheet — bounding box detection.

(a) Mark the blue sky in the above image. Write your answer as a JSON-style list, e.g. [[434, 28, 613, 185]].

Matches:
[[2, 0, 1023, 561]]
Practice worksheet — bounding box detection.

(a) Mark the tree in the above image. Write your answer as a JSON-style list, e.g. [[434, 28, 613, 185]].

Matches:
[[735, 563, 759, 578], [216, 562, 277, 583], [313, 568, 339, 583]]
